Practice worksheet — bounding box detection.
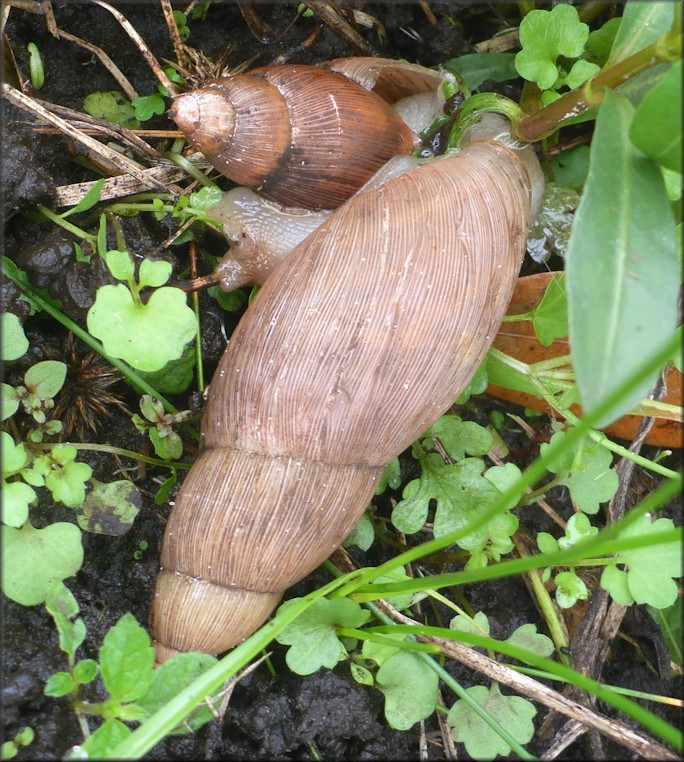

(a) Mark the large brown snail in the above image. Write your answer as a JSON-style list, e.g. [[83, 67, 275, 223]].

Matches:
[[150, 60, 543, 663]]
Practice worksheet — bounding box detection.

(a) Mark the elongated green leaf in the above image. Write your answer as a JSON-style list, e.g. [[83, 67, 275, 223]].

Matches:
[[566, 90, 678, 427], [607, 0, 675, 66], [630, 60, 682, 172]]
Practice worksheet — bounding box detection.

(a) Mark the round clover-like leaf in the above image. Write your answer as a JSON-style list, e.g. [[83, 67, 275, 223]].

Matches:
[[45, 461, 92, 507], [516, 4, 590, 90], [2, 522, 83, 605], [1, 482, 35, 527], [138, 259, 172, 289], [87, 284, 198, 372], [105, 250, 135, 281]]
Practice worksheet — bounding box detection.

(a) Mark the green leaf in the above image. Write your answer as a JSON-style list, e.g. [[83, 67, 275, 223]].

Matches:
[[276, 597, 370, 675], [207, 285, 247, 313], [27, 42, 44, 90], [630, 61, 682, 172], [565, 90, 678, 428], [531, 274, 568, 346], [541, 433, 618, 515], [100, 614, 155, 702], [447, 682, 537, 759], [559, 444, 618, 515], [537, 532, 559, 555], [138, 259, 172, 289], [552, 145, 590, 190], [149, 427, 183, 460], [647, 599, 682, 667], [444, 52, 518, 91], [455, 361, 488, 404], [504, 624, 554, 658], [450, 610, 491, 646], [136, 345, 196, 394], [343, 512, 374, 551], [375, 458, 401, 494], [79, 719, 131, 759], [45, 460, 92, 507], [137, 652, 219, 734], [583, 17, 622, 66], [607, 0, 675, 66], [189, 185, 223, 211], [1, 383, 20, 421], [375, 650, 439, 730], [87, 284, 198, 372], [557, 512, 598, 549], [515, 4, 590, 90], [105, 250, 135, 282], [83, 91, 140, 130], [350, 663, 374, 686], [561, 59, 600, 90], [599, 565, 633, 606], [43, 671, 77, 697], [24, 361, 67, 399], [76, 479, 142, 535], [1, 482, 35, 527], [73, 659, 99, 684], [392, 457, 518, 558], [2, 522, 83, 605], [602, 515, 682, 609], [2, 434, 30, 477], [45, 580, 86, 656], [2, 313, 29, 361], [424, 415, 493, 460], [61, 178, 106, 218], [131, 94, 166, 121], [555, 570, 588, 608]]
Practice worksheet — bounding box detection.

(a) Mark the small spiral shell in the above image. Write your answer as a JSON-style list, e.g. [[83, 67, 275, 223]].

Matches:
[[169, 64, 420, 209]]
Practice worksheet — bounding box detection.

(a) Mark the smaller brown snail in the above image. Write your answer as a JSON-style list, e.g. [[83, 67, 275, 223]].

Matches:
[[169, 57, 444, 210], [209, 114, 543, 291]]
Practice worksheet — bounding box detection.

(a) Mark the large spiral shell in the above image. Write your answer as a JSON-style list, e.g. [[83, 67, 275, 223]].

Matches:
[[149, 139, 539, 662]]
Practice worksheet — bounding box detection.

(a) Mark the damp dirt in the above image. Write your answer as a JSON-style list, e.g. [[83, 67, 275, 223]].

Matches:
[[2, 3, 681, 761]]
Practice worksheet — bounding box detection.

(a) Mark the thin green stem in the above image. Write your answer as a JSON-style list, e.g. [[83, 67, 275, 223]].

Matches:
[[517, 33, 682, 141], [29, 441, 191, 471], [513, 665, 683, 706], [36, 204, 97, 246]]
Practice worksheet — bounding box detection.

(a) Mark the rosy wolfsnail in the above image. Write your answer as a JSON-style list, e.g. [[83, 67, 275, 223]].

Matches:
[[150, 79, 543, 660]]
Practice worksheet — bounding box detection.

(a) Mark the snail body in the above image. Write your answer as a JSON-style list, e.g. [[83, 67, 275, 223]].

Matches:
[[150, 135, 542, 662], [169, 58, 443, 210]]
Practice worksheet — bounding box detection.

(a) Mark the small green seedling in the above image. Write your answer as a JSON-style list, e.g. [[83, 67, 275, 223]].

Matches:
[[391, 415, 521, 569], [447, 682, 537, 759], [44, 605, 220, 757], [83, 91, 140, 129], [1, 727, 35, 760], [132, 395, 193, 460], [87, 250, 198, 372], [515, 4, 601, 104], [27, 42, 44, 90], [540, 432, 619, 515]]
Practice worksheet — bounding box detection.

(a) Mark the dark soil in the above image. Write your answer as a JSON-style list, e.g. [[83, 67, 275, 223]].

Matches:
[[2, 3, 681, 761]]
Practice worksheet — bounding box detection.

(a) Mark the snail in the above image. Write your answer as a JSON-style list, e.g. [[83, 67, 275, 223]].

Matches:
[[150, 92, 544, 661], [169, 57, 444, 210]]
